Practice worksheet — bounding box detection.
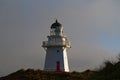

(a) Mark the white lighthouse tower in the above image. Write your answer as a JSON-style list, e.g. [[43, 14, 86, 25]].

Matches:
[[42, 20, 71, 72]]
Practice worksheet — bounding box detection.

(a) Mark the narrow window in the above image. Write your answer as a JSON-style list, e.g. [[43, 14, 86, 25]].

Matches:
[[57, 50, 59, 53]]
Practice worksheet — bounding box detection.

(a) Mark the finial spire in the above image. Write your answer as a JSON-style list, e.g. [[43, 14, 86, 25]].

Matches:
[[55, 19, 58, 23]]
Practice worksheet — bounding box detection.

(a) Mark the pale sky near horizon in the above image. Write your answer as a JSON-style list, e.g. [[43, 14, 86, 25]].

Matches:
[[0, 0, 120, 76]]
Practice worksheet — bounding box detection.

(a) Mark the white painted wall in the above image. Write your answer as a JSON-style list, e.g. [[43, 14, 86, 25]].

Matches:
[[44, 47, 69, 72]]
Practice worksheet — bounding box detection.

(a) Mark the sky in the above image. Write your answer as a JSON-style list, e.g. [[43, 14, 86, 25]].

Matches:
[[0, 0, 120, 76]]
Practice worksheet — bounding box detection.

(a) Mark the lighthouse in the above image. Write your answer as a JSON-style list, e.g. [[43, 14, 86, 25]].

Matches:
[[42, 20, 71, 72]]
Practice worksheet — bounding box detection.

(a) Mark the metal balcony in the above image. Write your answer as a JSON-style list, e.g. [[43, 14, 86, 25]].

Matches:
[[42, 41, 71, 48]]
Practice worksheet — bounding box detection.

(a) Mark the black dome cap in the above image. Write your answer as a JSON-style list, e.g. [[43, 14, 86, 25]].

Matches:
[[51, 19, 62, 28]]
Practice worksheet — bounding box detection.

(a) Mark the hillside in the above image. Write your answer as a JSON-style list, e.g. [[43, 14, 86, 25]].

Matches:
[[0, 69, 94, 80], [1, 59, 120, 80]]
